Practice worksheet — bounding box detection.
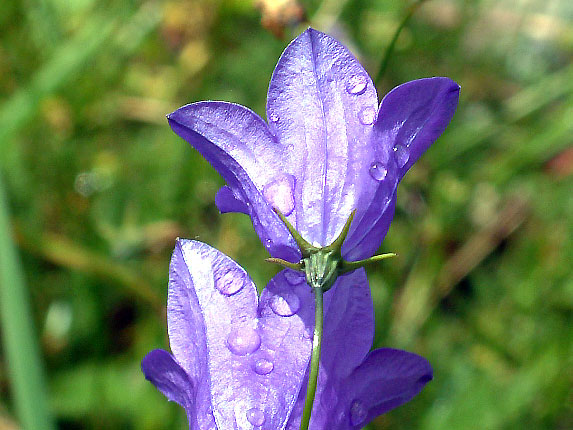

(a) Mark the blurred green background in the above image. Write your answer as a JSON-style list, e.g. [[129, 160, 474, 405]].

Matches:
[[0, 0, 571, 429]]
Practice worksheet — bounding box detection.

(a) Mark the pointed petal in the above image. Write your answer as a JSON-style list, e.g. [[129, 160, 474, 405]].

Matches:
[[167, 102, 296, 260], [141, 349, 199, 429], [267, 28, 380, 246], [376, 77, 460, 178], [215, 185, 249, 214], [169, 239, 313, 430], [141, 349, 194, 406], [344, 78, 459, 260], [332, 348, 433, 429]]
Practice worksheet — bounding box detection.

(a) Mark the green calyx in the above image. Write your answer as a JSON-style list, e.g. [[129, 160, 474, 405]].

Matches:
[[266, 209, 396, 291]]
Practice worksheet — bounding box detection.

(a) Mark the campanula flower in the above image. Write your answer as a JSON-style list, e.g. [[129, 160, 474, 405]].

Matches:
[[142, 239, 432, 429], [167, 28, 459, 263], [143, 27, 459, 429]]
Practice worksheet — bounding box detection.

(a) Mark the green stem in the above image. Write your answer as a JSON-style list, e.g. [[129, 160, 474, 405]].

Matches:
[[300, 287, 324, 430], [374, 0, 427, 85]]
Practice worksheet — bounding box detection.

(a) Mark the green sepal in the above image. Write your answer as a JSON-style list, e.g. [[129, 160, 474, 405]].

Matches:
[[268, 208, 396, 291]]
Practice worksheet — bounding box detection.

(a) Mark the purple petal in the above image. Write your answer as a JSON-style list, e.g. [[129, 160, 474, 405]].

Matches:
[[345, 78, 459, 260], [167, 102, 296, 259], [168, 239, 313, 430], [321, 269, 374, 380], [141, 349, 198, 428], [377, 77, 460, 177], [267, 28, 380, 247], [215, 185, 249, 214], [332, 348, 433, 429]]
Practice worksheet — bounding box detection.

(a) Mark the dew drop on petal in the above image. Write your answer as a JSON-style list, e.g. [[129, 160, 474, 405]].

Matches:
[[215, 269, 245, 296], [263, 174, 295, 216], [394, 145, 410, 168], [270, 291, 300, 317], [346, 73, 368, 95], [268, 112, 279, 123], [227, 327, 261, 356], [369, 162, 388, 181], [253, 358, 274, 375], [349, 399, 368, 426], [284, 270, 305, 285], [358, 106, 376, 125], [246, 408, 266, 427]]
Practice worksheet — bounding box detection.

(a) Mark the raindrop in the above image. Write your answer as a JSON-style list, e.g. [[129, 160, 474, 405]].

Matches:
[[253, 358, 274, 375], [358, 106, 376, 125], [349, 399, 368, 426], [215, 270, 244, 296], [268, 112, 279, 123], [246, 408, 266, 427], [394, 145, 410, 168], [227, 327, 261, 356], [345, 74, 368, 95], [263, 174, 296, 216], [369, 162, 388, 181], [284, 270, 304, 285], [270, 292, 301, 317]]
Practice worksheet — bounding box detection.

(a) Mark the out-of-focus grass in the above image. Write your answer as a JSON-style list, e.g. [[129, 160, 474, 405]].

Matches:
[[0, 170, 56, 430], [0, 0, 571, 429]]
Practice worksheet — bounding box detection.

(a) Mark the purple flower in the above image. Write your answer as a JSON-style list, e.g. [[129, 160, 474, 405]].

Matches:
[[143, 28, 459, 429], [167, 28, 459, 263], [142, 239, 432, 429]]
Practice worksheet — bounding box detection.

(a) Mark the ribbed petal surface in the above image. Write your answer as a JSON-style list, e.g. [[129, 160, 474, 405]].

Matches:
[[162, 240, 315, 429]]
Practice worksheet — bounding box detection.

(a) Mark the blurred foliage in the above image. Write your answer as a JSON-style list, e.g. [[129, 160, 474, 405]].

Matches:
[[0, 0, 572, 429]]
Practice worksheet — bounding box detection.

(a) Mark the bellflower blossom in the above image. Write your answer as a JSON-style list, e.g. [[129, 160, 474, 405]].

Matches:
[[142, 239, 432, 429], [167, 28, 459, 263], [142, 28, 459, 429]]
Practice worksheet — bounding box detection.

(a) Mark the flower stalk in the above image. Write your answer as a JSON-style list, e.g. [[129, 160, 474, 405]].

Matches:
[[300, 286, 323, 430]]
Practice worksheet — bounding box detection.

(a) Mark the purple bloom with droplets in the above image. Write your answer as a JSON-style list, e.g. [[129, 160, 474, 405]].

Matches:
[[167, 28, 459, 263], [142, 239, 432, 429], [143, 27, 459, 429]]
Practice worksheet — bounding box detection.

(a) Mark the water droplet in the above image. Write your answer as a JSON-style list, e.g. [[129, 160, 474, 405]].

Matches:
[[253, 358, 274, 375], [246, 408, 265, 427], [268, 112, 279, 123], [345, 74, 368, 95], [358, 106, 376, 125], [394, 145, 410, 168], [349, 399, 368, 426], [369, 162, 388, 181], [270, 291, 300, 317], [215, 270, 244, 296], [263, 174, 295, 216], [284, 270, 304, 285], [265, 239, 273, 249], [227, 327, 261, 356]]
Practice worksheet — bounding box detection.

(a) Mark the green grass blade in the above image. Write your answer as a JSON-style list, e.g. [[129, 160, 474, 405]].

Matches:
[[0, 171, 56, 430]]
